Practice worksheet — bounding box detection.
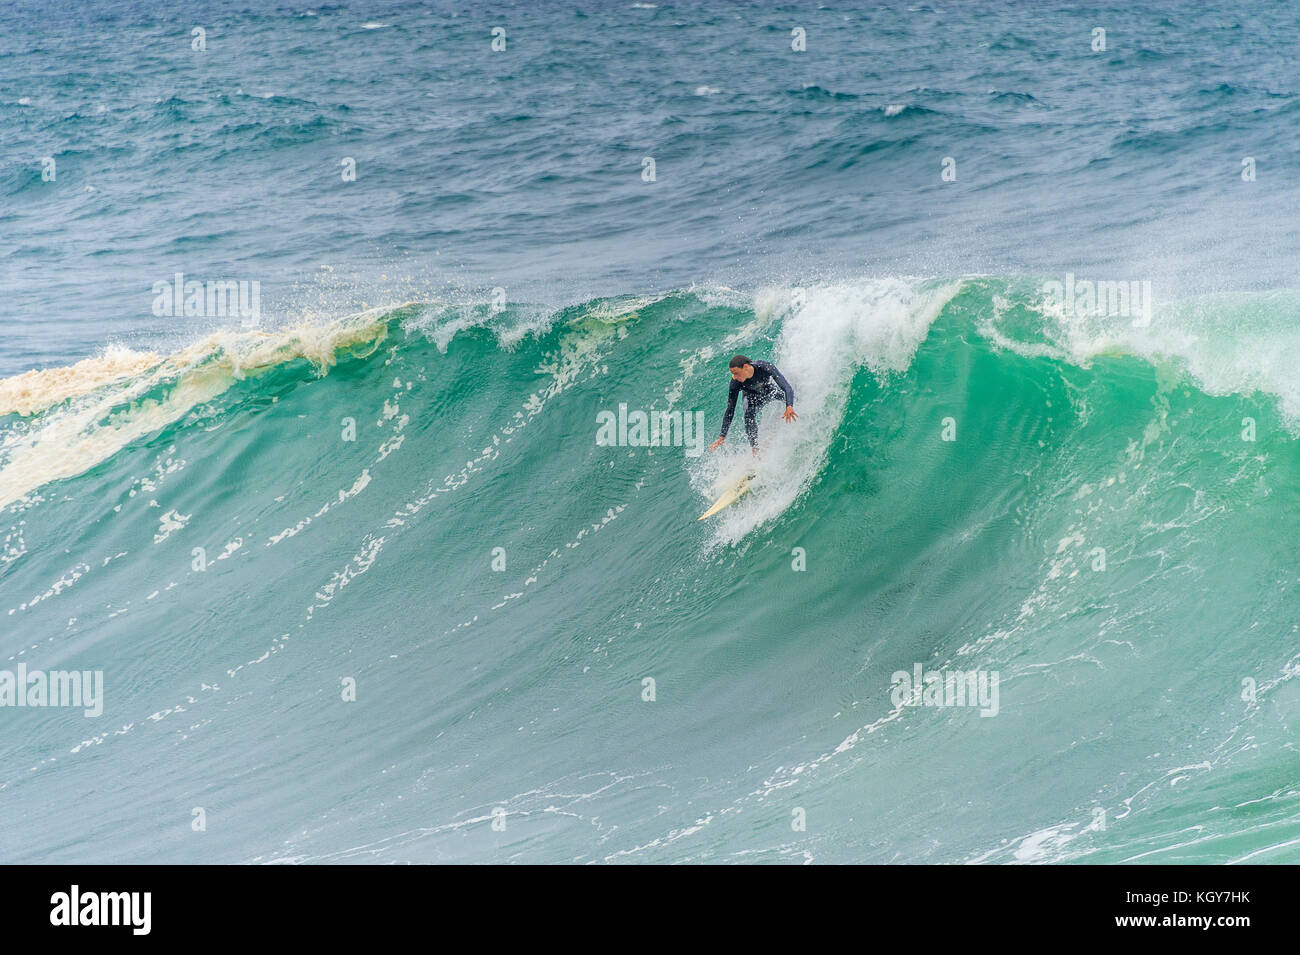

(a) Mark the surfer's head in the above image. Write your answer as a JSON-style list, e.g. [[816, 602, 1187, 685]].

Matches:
[[729, 355, 754, 381]]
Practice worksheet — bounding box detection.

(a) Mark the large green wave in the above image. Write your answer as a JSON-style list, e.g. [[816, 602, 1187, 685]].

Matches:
[[2, 278, 1298, 863]]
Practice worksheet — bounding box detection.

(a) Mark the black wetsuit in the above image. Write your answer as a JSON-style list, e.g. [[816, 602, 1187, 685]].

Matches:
[[719, 360, 795, 448]]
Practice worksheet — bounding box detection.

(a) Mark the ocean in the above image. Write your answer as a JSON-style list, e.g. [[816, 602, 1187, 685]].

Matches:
[[3, 0, 1300, 863]]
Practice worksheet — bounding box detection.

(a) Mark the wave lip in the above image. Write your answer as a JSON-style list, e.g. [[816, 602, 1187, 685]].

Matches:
[[0, 345, 163, 417], [0, 308, 393, 512]]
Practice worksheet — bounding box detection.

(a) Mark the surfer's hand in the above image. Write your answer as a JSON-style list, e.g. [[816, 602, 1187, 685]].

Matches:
[[783, 406, 798, 422], [708, 436, 725, 452]]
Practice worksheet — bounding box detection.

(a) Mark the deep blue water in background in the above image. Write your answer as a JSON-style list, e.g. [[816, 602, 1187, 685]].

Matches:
[[4, 0, 1300, 376]]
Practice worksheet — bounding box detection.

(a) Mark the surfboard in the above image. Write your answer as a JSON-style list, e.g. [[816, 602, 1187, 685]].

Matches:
[[696, 474, 753, 521]]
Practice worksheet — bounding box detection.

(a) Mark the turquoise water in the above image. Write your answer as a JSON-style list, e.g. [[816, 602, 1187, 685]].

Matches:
[[3, 0, 1300, 863], [4, 281, 1300, 863]]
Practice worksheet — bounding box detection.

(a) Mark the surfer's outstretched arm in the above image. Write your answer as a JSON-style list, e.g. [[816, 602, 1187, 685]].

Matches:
[[767, 363, 795, 407], [709, 380, 742, 451], [764, 362, 798, 422]]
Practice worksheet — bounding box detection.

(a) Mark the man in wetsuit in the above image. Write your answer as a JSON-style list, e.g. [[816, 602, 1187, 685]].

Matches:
[[708, 354, 798, 454]]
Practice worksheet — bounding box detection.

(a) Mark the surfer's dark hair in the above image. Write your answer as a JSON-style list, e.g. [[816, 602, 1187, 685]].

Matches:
[[729, 355, 751, 369]]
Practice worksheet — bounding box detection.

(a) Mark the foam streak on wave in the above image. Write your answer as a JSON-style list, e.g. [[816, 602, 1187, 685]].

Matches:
[[0, 311, 391, 512]]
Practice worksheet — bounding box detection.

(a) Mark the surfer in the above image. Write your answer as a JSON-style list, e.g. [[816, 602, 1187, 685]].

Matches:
[[708, 355, 797, 454]]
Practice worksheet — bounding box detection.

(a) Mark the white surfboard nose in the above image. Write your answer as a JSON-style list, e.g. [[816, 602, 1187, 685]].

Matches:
[[697, 475, 753, 520]]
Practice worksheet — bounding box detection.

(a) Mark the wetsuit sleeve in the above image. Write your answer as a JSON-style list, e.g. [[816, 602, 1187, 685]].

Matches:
[[719, 379, 741, 437], [769, 363, 795, 406]]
